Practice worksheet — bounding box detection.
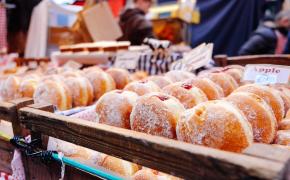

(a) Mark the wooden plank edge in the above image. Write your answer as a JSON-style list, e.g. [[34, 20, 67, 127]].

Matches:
[[19, 107, 286, 180]]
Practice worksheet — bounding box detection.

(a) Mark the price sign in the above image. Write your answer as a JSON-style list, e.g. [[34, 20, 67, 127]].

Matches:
[[114, 51, 141, 70], [243, 64, 290, 85]]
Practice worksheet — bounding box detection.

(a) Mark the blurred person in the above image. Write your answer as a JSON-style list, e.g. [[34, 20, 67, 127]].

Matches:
[[238, 10, 290, 55], [118, 0, 155, 45]]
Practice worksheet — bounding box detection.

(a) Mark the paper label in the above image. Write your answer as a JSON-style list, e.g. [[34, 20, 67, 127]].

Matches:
[[114, 51, 140, 70], [243, 64, 290, 84]]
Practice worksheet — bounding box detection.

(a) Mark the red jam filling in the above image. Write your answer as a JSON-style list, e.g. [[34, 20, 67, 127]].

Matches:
[[181, 83, 192, 90], [155, 95, 169, 101]]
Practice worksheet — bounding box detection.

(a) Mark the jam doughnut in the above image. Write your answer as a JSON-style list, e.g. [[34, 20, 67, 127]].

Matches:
[[101, 155, 139, 177], [124, 80, 160, 96], [33, 80, 72, 110], [176, 100, 253, 152], [227, 92, 277, 143], [165, 70, 195, 82], [163, 82, 208, 109], [184, 78, 224, 100], [19, 78, 39, 98], [146, 76, 173, 89], [130, 92, 185, 139], [0, 75, 21, 101], [201, 72, 239, 96], [82, 66, 103, 73], [106, 68, 131, 89], [96, 90, 138, 129], [130, 71, 148, 81], [234, 84, 285, 122], [85, 71, 116, 100], [64, 77, 94, 107], [287, 109, 290, 118], [223, 68, 243, 84], [273, 86, 290, 113]]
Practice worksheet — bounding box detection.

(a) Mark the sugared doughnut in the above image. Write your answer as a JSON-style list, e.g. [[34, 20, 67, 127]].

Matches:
[[0, 75, 21, 101], [165, 70, 195, 82], [223, 68, 243, 84], [184, 78, 224, 100], [19, 78, 39, 98], [101, 155, 139, 177], [132, 169, 182, 180], [61, 70, 84, 78], [106, 68, 131, 89], [124, 80, 160, 96], [279, 119, 290, 130], [96, 90, 138, 129], [64, 77, 94, 107], [33, 80, 72, 110], [163, 82, 208, 109], [273, 86, 290, 113], [234, 84, 285, 122], [227, 92, 277, 143], [224, 65, 245, 71], [176, 100, 253, 152], [146, 76, 173, 89], [85, 71, 116, 100], [201, 72, 238, 96], [274, 130, 290, 146], [165, 70, 195, 83], [130, 92, 185, 139], [82, 66, 103, 73], [130, 71, 148, 81]]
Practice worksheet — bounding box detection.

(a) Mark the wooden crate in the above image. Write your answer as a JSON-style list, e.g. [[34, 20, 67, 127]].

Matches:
[[214, 55, 290, 67], [0, 98, 34, 174], [17, 104, 290, 180]]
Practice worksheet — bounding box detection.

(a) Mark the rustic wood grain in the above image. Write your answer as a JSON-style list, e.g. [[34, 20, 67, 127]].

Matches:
[[0, 102, 15, 122], [214, 55, 290, 67], [19, 107, 288, 180]]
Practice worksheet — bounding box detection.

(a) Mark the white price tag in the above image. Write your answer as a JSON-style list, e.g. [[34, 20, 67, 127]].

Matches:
[[243, 64, 290, 85], [255, 74, 277, 85], [114, 51, 141, 70]]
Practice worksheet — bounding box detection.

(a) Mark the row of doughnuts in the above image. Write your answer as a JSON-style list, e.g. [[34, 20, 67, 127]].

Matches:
[[48, 137, 181, 179]]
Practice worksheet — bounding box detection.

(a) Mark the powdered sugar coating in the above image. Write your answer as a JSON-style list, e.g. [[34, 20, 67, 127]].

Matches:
[[130, 92, 185, 139], [96, 90, 138, 129], [184, 78, 224, 100], [0, 75, 21, 101], [165, 70, 195, 82], [124, 80, 161, 96], [234, 84, 285, 122], [106, 68, 131, 89], [176, 100, 253, 152], [227, 92, 277, 143], [163, 82, 208, 109], [146, 76, 173, 89], [279, 119, 290, 130]]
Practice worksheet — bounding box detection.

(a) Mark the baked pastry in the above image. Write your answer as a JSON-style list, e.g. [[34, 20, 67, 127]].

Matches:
[[223, 68, 243, 84], [227, 92, 277, 143], [165, 70, 195, 82], [234, 84, 285, 122], [106, 68, 131, 89], [130, 92, 185, 139], [61, 70, 84, 78], [163, 82, 208, 109], [132, 169, 182, 180], [279, 119, 290, 130], [184, 78, 224, 100], [64, 77, 94, 107], [273, 86, 290, 113], [85, 71, 116, 100], [130, 71, 148, 81], [225, 65, 245, 71], [101, 155, 139, 177], [82, 66, 103, 73], [201, 72, 238, 96], [19, 78, 39, 98], [146, 76, 173, 89], [124, 80, 160, 96], [176, 100, 253, 152], [274, 130, 290, 146], [96, 90, 138, 129], [0, 75, 21, 101], [33, 79, 72, 110]]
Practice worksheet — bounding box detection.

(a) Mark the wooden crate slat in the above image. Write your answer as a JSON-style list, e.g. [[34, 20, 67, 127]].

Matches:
[[214, 55, 290, 67], [0, 102, 15, 122], [19, 107, 287, 180]]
